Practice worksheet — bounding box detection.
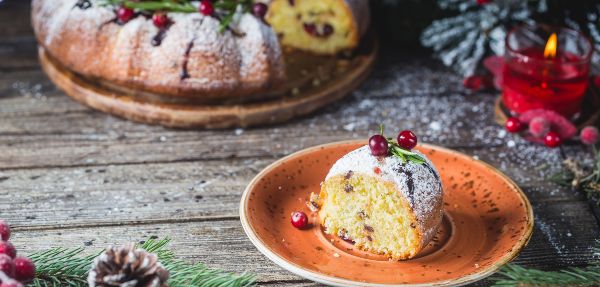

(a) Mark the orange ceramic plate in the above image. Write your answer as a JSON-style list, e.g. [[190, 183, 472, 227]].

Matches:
[[240, 140, 533, 286]]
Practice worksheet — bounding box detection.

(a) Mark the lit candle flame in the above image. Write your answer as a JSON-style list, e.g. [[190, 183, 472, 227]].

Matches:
[[544, 33, 557, 59]]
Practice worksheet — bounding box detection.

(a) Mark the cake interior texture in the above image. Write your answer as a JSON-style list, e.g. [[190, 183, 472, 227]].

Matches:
[[267, 0, 359, 54], [319, 173, 421, 260]]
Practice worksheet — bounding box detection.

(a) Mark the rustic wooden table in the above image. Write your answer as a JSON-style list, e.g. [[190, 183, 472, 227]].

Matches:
[[1, 1, 599, 286]]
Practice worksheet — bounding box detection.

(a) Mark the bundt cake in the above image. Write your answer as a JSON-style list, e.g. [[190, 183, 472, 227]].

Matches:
[[32, 0, 370, 103], [266, 0, 370, 54], [310, 134, 444, 260]]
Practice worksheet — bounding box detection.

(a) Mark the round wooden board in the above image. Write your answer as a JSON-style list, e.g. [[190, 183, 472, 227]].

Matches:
[[39, 39, 377, 129]]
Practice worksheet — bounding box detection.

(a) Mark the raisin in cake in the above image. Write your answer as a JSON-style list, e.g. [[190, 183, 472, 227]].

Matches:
[[31, 0, 285, 101], [311, 145, 444, 260], [265, 0, 370, 54]]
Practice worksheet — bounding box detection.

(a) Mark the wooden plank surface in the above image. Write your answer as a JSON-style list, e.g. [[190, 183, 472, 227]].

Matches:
[[1, 1, 599, 286]]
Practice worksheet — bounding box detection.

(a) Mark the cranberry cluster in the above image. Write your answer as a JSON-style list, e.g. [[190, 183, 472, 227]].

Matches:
[[505, 109, 599, 148], [0, 220, 35, 287], [369, 129, 418, 156], [116, 1, 269, 27]]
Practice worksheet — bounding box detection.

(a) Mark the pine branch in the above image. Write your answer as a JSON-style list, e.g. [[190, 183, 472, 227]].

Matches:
[[491, 240, 600, 286], [26, 237, 256, 287]]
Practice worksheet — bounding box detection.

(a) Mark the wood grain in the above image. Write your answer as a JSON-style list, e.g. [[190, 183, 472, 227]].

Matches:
[[1, 1, 599, 286]]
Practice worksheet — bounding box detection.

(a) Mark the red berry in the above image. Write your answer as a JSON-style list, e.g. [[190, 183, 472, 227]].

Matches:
[[0, 221, 9, 241], [13, 257, 35, 282], [199, 0, 214, 16], [0, 282, 23, 287], [544, 131, 562, 148], [290, 211, 308, 229], [463, 75, 484, 90], [581, 126, 600, 145], [0, 254, 14, 278], [476, 0, 492, 4], [397, 130, 418, 150], [505, 117, 523, 133], [0, 242, 16, 259], [528, 117, 550, 137], [152, 13, 169, 28], [117, 6, 135, 23], [368, 135, 389, 156], [252, 3, 268, 20], [303, 23, 317, 36]]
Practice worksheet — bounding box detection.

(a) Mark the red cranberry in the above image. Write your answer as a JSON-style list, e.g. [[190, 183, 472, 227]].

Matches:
[[0, 220, 9, 241], [476, 0, 492, 4], [252, 3, 268, 20], [290, 211, 308, 229], [397, 130, 418, 150], [463, 75, 484, 90], [116, 6, 135, 23], [369, 135, 389, 156], [303, 23, 317, 36], [13, 257, 35, 282], [580, 126, 600, 145], [322, 24, 334, 37], [505, 117, 523, 133], [544, 131, 562, 148], [0, 242, 15, 259], [152, 13, 169, 28], [199, 0, 214, 16], [0, 254, 14, 278]]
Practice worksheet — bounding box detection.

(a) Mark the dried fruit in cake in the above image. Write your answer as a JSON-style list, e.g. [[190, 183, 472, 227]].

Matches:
[[311, 133, 443, 260], [265, 0, 370, 54]]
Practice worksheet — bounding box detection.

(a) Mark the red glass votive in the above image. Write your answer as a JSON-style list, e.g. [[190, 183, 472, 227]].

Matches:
[[502, 25, 592, 118]]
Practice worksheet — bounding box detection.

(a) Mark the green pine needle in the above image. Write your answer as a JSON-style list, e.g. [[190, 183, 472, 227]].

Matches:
[[491, 240, 600, 286], [27, 237, 256, 287]]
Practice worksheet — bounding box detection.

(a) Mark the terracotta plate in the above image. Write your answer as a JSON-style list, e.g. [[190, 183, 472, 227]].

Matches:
[[240, 140, 533, 287]]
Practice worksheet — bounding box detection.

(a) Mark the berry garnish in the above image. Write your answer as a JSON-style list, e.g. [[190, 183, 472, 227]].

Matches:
[[0, 220, 9, 241], [580, 126, 600, 145], [290, 211, 308, 229], [116, 6, 135, 23], [528, 117, 550, 137], [544, 131, 562, 148], [397, 130, 417, 150], [369, 135, 389, 156], [199, 0, 214, 16], [505, 117, 523, 133], [0, 241, 15, 258], [0, 254, 15, 278], [252, 3, 268, 20], [322, 24, 334, 37], [13, 257, 35, 282], [152, 13, 169, 28]]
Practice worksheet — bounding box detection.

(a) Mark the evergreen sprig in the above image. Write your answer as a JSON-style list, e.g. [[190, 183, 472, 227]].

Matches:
[[379, 125, 427, 165], [491, 240, 600, 286], [550, 148, 600, 205], [101, 0, 253, 32], [27, 237, 256, 287]]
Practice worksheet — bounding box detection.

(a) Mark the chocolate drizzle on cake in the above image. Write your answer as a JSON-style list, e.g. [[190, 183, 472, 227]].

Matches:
[[180, 40, 195, 80], [395, 163, 415, 201], [74, 0, 92, 10], [151, 26, 171, 47]]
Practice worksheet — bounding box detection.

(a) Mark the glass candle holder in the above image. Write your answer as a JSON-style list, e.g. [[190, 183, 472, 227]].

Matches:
[[502, 24, 592, 118]]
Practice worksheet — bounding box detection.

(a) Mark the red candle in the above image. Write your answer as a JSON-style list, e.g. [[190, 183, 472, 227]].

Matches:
[[502, 25, 592, 118]]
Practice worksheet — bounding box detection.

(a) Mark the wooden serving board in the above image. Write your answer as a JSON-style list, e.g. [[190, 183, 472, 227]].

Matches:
[[39, 37, 377, 129]]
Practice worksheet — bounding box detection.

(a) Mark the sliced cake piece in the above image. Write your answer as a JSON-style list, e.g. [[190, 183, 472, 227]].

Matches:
[[312, 145, 443, 260], [265, 0, 370, 54]]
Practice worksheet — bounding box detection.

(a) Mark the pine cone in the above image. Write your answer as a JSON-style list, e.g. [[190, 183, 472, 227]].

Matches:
[[88, 244, 169, 287]]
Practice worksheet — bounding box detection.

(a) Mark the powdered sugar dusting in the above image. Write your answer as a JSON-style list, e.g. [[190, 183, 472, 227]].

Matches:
[[326, 145, 443, 247]]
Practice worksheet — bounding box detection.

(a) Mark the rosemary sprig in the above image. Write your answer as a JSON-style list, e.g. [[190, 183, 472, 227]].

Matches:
[[491, 240, 600, 286], [101, 0, 254, 33], [379, 125, 426, 165], [27, 237, 256, 287]]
